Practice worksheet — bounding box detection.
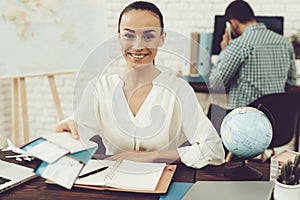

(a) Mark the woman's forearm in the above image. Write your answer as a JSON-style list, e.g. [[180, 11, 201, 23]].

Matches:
[[105, 150, 181, 164], [153, 150, 181, 164]]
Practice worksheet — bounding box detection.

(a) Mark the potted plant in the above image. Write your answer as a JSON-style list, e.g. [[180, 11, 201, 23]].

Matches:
[[273, 154, 300, 200]]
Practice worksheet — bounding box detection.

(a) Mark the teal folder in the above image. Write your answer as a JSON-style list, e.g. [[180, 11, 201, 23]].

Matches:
[[159, 182, 193, 200]]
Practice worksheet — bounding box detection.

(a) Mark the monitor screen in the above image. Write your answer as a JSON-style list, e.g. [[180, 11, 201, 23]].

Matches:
[[211, 15, 284, 55]]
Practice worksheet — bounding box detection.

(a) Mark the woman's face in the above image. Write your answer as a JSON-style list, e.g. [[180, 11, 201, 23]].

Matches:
[[119, 10, 165, 68]]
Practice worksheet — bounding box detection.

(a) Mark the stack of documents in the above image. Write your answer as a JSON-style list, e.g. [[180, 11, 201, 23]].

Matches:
[[21, 132, 98, 189]]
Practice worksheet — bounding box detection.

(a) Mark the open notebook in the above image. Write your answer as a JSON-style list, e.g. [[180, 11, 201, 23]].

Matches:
[[72, 159, 176, 193]]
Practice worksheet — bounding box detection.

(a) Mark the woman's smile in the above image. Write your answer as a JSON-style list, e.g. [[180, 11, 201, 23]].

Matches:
[[128, 52, 150, 60]]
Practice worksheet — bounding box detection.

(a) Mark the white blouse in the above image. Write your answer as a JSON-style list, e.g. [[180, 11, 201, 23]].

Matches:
[[74, 72, 225, 169]]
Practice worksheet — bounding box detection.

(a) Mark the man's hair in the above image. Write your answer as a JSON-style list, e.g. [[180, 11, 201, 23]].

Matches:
[[225, 0, 256, 23], [117, 1, 164, 34]]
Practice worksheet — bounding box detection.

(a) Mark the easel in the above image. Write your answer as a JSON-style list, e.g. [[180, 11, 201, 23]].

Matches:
[[0, 70, 77, 146]]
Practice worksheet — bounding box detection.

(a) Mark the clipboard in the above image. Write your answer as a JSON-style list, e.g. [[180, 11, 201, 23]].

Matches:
[[46, 165, 176, 194]]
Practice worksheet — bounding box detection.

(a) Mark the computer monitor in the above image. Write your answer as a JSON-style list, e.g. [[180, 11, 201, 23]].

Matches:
[[211, 15, 284, 55]]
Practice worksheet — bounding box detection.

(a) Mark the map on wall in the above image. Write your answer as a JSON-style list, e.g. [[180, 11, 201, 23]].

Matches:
[[0, 0, 106, 76]]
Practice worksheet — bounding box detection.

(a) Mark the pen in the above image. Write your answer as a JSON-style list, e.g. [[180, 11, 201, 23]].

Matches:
[[78, 166, 108, 179]]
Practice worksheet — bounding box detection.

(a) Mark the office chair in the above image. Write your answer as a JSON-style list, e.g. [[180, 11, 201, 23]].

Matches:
[[248, 92, 300, 154]]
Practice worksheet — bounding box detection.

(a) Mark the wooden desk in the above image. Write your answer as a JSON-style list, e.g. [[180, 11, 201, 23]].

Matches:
[[196, 162, 270, 182], [186, 77, 300, 114], [0, 150, 271, 200], [187, 78, 300, 94], [0, 150, 195, 200]]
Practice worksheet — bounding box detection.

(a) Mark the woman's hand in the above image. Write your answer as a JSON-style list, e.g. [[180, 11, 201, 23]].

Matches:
[[56, 119, 80, 140]]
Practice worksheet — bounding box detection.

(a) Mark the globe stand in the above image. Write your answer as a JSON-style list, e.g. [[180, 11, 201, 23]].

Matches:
[[224, 159, 263, 180]]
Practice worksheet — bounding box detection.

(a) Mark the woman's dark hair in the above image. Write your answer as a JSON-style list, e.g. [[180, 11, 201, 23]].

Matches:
[[117, 1, 164, 34], [225, 0, 256, 23]]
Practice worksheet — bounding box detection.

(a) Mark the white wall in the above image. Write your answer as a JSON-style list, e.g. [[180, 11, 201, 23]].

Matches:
[[1, 0, 300, 147]]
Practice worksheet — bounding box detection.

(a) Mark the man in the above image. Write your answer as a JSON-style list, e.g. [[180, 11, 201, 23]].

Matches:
[[209, 0, 296, 110]]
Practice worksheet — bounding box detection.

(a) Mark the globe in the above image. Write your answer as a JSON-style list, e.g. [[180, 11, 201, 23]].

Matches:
[[221, 107, 273, 158]]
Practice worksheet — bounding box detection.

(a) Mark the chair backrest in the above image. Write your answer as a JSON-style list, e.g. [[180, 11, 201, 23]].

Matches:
[[248, 92, 300, 150]]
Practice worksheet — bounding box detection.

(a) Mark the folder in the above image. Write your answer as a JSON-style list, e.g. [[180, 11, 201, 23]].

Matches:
[[46, 162, 177, 194], [21, 132, 98, 189], [21, 132, 97, 163], [36, 146, 97, 189], [198, 32, 213, 76]]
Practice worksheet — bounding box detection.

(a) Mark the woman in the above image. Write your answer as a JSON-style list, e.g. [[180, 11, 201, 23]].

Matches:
[[57, 1, 225, 169]]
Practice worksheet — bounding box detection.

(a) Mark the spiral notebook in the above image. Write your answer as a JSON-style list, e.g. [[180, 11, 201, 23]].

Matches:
[[71, 159, 176, 193]]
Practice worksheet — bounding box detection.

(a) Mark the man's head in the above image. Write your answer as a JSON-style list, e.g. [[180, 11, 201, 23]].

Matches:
[[225, 0, 256, 37]]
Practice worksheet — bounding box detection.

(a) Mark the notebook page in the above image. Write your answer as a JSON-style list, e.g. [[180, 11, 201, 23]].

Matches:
[[75, 160, 118, 186], [106, 160, 166, 191]]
